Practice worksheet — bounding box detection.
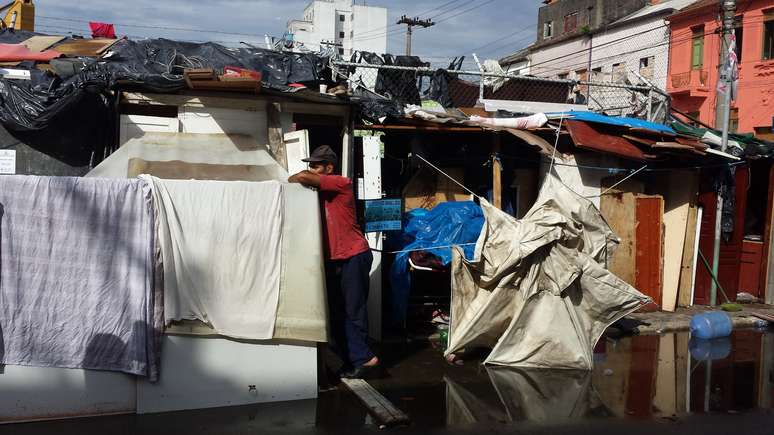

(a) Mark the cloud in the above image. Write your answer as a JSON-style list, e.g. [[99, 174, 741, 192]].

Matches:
[[33, 0, 542, 60]]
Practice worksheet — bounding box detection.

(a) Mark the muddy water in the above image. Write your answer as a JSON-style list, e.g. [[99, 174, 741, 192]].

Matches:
[[4, 330, 772, 434]]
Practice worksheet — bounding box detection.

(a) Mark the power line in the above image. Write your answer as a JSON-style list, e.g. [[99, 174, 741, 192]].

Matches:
[[353, 0, 469, 40], [38, 15, 266, 38]]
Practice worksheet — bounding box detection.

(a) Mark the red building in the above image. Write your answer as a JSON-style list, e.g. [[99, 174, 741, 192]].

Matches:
[[666, 0, 774, 141]]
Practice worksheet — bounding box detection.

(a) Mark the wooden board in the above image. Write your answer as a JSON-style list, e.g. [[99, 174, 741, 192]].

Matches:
[[21, 35, 67, 52], [341, 378, 410, 428], [513, 168, 538, 219], [677, 206, 699, 307], [403, 167, 468, 211], [636, 195, 664, 311], [600, 176, 644, 287], [662, 171, 697, 312], [762, 164, 774, 305], [52, 38, 118, 56]]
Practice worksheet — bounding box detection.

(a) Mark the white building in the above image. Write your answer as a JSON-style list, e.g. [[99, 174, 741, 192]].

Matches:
[[287, 0, 387, 58], [502, 0, 700, 115]]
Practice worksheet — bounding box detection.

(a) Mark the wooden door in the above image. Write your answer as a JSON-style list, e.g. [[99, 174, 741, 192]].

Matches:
[[694, 166, 749, 304], [635, 195, 664, 311]]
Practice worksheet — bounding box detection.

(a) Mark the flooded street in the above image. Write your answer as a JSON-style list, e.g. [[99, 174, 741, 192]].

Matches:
[[4, 330, 773, 435]]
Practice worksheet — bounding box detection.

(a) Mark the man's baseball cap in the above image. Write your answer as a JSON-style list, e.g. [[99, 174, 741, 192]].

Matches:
[[302, 145, 338, 164]]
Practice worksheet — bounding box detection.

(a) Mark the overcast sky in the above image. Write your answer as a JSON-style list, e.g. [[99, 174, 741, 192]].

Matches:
[[33, 0, 544, 64]]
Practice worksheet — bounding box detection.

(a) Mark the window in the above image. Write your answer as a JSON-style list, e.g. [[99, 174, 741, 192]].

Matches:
[[764, 10, 774, 60], [734, 17, 744, 63], [339, 14, 345, 22], [338, 48, 344, 55], [612, 62, 627, 83], [557, 72, 569, 80], [339, 31, 345, 38], [639, 56, 654, 79], [591, 66, 603, 81], [543, 21, 553, 38], [691, 26, 704, 69], [564, 12, 578, 34], [729, 108, 739, 133]]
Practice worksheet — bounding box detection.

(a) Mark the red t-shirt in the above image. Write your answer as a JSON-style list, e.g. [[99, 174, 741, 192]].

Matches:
[[318, 175, 370, 261]]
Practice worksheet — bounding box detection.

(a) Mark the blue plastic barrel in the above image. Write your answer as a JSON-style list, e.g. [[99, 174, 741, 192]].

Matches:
[[690, 312, 733, 339], [689, 337, 731, 361]]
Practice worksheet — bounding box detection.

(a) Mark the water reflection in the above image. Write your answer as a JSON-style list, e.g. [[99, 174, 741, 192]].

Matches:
[[441, 330, 773, 427]]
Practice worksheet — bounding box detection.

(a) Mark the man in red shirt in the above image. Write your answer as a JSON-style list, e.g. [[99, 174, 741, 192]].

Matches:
[[289, 145, 379, 379]]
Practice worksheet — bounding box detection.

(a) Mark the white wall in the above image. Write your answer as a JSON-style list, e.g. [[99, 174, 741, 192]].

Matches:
[[526, 13, 670, 116], [289, 0, 387, 56]]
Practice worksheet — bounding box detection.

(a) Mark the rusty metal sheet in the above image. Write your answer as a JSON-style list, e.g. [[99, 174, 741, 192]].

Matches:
[[565, 119, 648, 161]]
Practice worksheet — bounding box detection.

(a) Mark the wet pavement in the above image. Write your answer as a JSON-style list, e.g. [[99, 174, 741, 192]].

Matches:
[[3, 329, 773, 435]]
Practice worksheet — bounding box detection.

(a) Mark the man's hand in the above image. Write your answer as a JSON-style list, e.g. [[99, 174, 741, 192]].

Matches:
[[288, 170, 321, 188]]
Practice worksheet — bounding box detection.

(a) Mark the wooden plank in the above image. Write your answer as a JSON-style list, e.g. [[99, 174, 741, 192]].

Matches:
[[21, 35, 67, 52], [678, 206, 699, 307], [52, 38, 118, 56], [636, 195, 664, 311], [600, 176, 644, 287], [341, 378, 410, 428], [762, 164, 774, 305], [662, 171, 696, 312], [565, 119, 648, 161]]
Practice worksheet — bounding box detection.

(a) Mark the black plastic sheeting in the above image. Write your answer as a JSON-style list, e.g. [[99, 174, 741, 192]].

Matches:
[[0, 34, 331, 167]]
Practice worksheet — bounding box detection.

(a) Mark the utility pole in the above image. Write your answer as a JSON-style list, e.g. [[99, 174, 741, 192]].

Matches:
[[710, 0, 737, 306], [396, 15, 434, 56]]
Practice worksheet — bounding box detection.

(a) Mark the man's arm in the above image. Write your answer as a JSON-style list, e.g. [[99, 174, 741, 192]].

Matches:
[[288, 170, 321, 188]]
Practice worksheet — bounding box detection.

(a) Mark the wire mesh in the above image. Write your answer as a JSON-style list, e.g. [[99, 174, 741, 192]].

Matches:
[[333, 45, 671, 124]]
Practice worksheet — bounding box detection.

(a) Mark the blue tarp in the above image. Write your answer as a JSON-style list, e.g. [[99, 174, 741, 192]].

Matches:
[[389, 201, 484, 326], [547, 111, 676, 134]]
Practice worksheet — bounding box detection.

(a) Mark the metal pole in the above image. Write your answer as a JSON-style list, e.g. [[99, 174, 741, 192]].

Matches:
[[710, 0, 736, 307]]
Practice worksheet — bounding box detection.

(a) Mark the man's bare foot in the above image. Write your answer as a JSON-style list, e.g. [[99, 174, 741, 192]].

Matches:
[[363, 356, 380, 367]]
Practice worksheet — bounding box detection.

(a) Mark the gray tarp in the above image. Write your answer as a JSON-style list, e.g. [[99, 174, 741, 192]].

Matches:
[[144, 176, 284, 340], [446, 175, 650, 369], [0, 176, 161, 380]]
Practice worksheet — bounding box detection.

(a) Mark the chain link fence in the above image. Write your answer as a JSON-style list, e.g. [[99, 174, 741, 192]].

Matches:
[[332, 48, 670, 123]]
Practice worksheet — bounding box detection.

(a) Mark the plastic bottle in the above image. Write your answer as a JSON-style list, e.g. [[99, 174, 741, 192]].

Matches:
[[690, 311, 733, 340]]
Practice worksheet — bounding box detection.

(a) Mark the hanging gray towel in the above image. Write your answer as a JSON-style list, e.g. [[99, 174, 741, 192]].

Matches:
[[0, 176, 161, 381]]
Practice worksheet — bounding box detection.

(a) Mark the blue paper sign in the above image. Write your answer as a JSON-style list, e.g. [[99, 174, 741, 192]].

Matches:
[[364, 199, 402, 233]]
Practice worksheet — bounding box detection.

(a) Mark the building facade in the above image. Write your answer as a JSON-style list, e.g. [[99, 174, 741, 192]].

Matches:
[[287, 0, 387, 57], [504, 0, 700, 116], [666, 0, 774, 139]]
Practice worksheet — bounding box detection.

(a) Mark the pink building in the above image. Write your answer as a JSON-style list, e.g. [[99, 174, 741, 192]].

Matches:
[[667, 0, 774, 141]]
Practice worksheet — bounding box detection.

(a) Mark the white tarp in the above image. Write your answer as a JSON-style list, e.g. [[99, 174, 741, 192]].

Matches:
[[143, 176, 284, 340], [446, 175, 650, 369]]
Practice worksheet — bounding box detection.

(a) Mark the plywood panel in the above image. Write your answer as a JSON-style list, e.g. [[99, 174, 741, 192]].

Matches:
[[678, 206, 699, 307], [601, 191, 639, 286], [636, 195, 664, 311], [662, 171, 697, 312], [763, 165, 774, 305]]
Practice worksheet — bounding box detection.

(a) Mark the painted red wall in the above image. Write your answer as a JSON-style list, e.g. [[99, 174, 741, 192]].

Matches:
[[667, 0, 774, 135]]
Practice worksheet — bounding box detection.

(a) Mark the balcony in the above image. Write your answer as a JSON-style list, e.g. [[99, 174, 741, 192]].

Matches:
[[670, 70, 710, 97]]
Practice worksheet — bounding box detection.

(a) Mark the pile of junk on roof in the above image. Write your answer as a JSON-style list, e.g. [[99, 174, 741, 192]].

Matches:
[[2, 30, 774, 374]]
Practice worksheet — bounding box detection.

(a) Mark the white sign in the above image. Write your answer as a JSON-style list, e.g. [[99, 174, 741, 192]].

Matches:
[[0, 150, 16, 174]]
